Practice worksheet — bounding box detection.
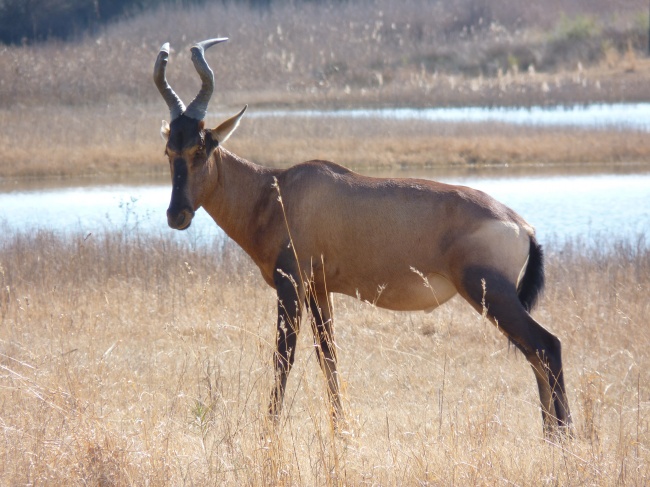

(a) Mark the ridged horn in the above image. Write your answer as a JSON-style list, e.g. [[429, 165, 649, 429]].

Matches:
[[183, 38, 228, 121], [153, 42, 186, 121]]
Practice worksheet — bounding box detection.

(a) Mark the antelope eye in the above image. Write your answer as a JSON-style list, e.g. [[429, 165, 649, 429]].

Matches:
[[190, 148, 205, 165]]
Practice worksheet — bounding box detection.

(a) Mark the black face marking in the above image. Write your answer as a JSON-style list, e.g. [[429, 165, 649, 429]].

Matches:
[[166, 156, 194, 230], [172, 158, 188, 192], [167, 115, 204, 153], [167, 157, 193, 216], [163, 115, 211, 230]]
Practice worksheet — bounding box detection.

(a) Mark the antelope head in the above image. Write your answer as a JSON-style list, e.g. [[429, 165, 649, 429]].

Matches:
[[154, 38, 247, 230]]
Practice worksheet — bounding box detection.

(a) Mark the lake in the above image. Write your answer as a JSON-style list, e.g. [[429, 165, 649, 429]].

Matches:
[[2, 102, 650, 247], [247, 103, 650, 132], [1, 169, 648, 248]]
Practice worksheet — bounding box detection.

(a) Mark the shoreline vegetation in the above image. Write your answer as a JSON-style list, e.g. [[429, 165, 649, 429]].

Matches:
[[2, 0, 650, 179], [4, 102, 650, 181]]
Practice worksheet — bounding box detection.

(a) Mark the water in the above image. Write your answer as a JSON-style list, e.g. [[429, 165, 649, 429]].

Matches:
[[0, 183, 210, 245], [1, 171, 648, 247], [246, 103, 650, 131], [446, 172, 650, 244]]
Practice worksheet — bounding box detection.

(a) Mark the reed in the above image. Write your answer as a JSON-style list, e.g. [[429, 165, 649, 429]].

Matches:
[[0, 228, 648, 484], [3, 102, 650, 179]]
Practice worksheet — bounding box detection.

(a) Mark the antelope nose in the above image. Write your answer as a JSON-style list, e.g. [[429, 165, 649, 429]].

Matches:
[[167, 207, 194, 230]]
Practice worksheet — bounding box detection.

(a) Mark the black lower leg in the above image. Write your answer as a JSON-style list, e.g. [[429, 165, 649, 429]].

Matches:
[[308, 292, 343, 422], [546, 347, 572, 429], [270, 325, 299, 415], [269, 270, 303, 420]]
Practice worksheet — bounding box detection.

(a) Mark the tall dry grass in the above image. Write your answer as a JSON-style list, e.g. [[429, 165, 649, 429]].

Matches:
[[0, 0, 646, 108], [0, 228, 648, 484]]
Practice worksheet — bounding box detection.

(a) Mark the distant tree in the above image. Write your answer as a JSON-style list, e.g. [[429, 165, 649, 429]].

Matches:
[[0, 0, 199, 44], [0, 0, 97, 44], [0, 0, 31, 44]]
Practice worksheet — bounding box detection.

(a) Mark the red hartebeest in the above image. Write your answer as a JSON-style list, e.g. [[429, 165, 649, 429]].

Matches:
[[153, 38, 572, 436]]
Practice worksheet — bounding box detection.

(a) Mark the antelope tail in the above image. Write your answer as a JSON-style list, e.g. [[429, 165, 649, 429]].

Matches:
[[517, 235, 545, 312]]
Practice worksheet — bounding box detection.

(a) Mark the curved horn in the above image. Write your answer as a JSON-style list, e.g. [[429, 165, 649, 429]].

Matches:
[[153, 42, 186, 121], [184, 38, 228, 121]]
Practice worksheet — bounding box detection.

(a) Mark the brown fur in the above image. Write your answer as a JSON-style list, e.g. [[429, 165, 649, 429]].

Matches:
[[156, 40, 572, 436], [163, 137, 572, 435]]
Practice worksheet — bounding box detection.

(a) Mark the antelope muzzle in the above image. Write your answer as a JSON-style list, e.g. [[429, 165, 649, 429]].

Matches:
[[167, 158, 195, 230], [167, 205, 194, 230]]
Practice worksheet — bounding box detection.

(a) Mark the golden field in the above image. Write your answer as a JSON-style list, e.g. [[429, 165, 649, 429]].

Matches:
[[1, 0, 650, 484], [0, 230, 648, 484]]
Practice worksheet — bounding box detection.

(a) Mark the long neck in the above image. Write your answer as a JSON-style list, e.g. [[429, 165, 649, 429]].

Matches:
[[202, 147, 281, 264]]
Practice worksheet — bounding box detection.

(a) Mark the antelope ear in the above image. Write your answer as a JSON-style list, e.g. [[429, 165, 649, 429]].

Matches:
[[160, 120, 170, 141], [210, 105, 247, 144]]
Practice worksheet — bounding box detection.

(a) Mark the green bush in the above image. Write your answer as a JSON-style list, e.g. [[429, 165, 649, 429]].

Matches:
[[554, 14, 600, 43]]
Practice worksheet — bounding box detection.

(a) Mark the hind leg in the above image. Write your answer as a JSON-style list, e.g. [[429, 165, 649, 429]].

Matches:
[[458, 266, 572, 436]]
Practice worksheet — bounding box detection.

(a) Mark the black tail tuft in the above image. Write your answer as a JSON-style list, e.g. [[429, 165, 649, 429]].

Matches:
[[518, 235, 545, 312]]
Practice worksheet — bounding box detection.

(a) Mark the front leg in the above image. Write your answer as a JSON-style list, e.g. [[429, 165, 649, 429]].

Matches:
[[269, 267, 305, 421], [308, 288, 343, 426]]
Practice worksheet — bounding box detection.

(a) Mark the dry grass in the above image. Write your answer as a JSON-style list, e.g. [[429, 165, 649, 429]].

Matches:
[[0, 0, 646, 108], [0, 228, 648, 485], [231, 114, 650, 170], [1, 3, 648, 483], [1, 0, 650, 178], [4, 102, 650, 179]]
